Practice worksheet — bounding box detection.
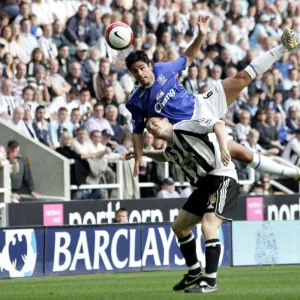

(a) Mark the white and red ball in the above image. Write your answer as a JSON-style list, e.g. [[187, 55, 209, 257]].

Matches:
[[105, 22, 134, 50]]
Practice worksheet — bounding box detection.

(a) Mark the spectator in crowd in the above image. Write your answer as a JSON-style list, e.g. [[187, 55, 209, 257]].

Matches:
[[286, 106, 300, 134], [67, 108, 82, 138], [57, 44, 70, 78], [259, 174, 274, 195], [27, 48, 45, 77], [55, 132, 90, 190], [157, 177, 180, 198], [235, 110, 251, 143], [284, 86, 300, 112], [14, 2, 30, 24], [282, 128, 300, 167], [38, 24, 58, 59], [85, 103, 114, 135], [241, 129, 279, 156], [0, 0, 298, 199], [27, 64, 50, 104], [114, 208, 129, 223], [32, 105, 49, 146], [65, 4, 95, 46], [76, 87, 92, 115], [48, 58, 71, 102], [12, 62, 27, 103], [7, 140, 40, 201], [0, 78, 16, 118], [66, 61, 85, 92], [23, 104, 38, 139], [19, 18, 39, 64], [105, 104, 125, 144], [99, 85, 118, 109], [252, 109, 282, 152], [52, 19, 75, 55], [183, 65, 199, 95], [89, 57, 112, 101], [249, 183, 264, 195], [48, 107, 71, 148], [72, 42, 93, 83]]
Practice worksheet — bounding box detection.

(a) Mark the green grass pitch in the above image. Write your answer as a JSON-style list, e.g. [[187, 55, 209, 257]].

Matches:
[[1, 265, 299, 300]]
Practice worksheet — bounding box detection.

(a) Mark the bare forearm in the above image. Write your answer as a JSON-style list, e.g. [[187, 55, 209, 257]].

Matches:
[[214, 121, 228, 150], [184, 34, 206, 65], [143, 150, 167, 162], [133, 133, 144, 160]]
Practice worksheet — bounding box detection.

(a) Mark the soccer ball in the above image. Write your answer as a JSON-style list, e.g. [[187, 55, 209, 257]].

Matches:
[[105, 22, 134, 50]]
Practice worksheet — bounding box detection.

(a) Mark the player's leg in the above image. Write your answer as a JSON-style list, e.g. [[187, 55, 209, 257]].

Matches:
[[171, 188, 206, 291], [227, 140, 299, 179], [222, 27, 298, 105], [185, 176, 239, 294]]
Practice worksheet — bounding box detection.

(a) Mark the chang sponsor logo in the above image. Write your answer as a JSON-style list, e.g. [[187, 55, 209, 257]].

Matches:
[[154, 88, 176, 113]]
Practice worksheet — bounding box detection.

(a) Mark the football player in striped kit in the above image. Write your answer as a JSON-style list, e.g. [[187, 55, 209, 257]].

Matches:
[[126, 116, 300, 293]]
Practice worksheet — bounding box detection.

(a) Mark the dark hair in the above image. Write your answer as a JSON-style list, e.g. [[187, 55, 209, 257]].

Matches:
[[36, 105, 45, 112], [80, 87, 90, 94], [22, 86, 35, 95], [125, 50, 151, 70], [76, 126, 88, 134], [90, 130, 101, 137], [71, 107, 80, 114], [116, 208, 128, 215]]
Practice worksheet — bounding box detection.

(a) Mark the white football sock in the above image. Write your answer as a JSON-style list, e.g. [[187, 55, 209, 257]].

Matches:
[[245, 45, 288, 79], [248, 153, 297, 179]]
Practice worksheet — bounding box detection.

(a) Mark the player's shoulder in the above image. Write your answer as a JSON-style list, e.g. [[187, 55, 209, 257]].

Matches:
[[126, 83, 143, 104]]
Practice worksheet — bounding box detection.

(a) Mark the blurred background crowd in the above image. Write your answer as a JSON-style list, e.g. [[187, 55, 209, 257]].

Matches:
[[0, 0, 299, 200]]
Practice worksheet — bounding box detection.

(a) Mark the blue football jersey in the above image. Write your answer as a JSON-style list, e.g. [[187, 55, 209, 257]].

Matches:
[[126, 56, 195, 134]]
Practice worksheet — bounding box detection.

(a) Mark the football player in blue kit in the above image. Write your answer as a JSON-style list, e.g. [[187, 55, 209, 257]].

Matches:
[[125, 16, 299, 176]]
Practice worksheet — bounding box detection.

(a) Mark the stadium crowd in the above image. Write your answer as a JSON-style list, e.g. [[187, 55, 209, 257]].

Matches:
[[0, 0, 299, 199]]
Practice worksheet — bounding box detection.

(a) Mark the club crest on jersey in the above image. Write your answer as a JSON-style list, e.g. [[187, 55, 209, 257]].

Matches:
[[208, 193, 217, 204], [157, 74, 167, 86]]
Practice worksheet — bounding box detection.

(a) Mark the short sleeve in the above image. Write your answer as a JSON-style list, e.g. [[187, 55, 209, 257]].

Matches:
[[155, 56, 187, 75]]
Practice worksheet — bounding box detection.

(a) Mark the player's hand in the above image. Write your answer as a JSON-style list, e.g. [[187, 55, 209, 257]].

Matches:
[[133, 159, 145, 177], [197, 16, 210, 36], [125, 151, 134, 160], [220, 148, 231, 166]]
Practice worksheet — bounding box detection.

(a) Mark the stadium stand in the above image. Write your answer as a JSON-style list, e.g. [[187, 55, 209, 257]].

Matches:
[[0, 0, 299, 200]]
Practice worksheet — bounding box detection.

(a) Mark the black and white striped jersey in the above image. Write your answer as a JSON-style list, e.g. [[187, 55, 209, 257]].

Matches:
[[163, 119, 238, 186]]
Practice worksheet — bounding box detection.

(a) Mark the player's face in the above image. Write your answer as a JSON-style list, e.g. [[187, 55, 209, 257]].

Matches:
[[146, 117, 170, 139], [130, 61, 155, 86]]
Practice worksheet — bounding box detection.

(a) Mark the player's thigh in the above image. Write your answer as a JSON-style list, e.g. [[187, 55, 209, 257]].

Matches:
[[221, 70, 252, 105], [228, 140, 254, 164], [172, 209, 202, 238]]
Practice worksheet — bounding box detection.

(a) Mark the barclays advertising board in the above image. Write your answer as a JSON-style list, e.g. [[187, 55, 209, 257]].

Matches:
[[44, 223, 231, 276], [0, 228, 44, 278], [141, 223, 231, 270]]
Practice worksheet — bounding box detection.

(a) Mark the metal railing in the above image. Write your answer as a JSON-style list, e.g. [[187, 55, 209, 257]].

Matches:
[[70, 157, 256, 199]]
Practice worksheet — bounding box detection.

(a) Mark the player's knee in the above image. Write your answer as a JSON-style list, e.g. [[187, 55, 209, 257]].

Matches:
[[172, 222, 191, 239], [201, 220, 218, 239]]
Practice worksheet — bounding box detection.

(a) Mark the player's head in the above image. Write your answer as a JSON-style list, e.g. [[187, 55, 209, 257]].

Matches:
[[125, 50, 154, 86], [145, 117, 173, 141]]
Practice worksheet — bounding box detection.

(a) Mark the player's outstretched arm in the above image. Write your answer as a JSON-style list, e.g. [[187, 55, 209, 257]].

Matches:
[[184, 16, 209, 66], [213, 121, 231, 166], [126, 150, 167, 162]]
